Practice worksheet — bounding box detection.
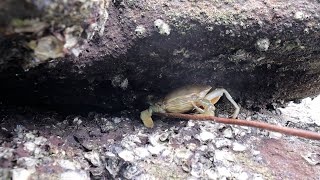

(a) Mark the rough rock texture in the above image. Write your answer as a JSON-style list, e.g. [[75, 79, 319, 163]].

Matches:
[[0, 99, 320, 179], [0, 0, 320, 111]]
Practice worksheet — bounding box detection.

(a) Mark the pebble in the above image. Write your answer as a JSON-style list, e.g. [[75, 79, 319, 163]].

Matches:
[[238, 172, 249, 180], [175, 148, 193, 160], [17, 157, 37, 168], [217, 167, 231, 178], [11, 168, 34, 180], [223, 128, 234, 139], [294, 11, 304, 21], [118, 150, 135, 162], [60, 170, 90, 180], [301, 152, 320, 165], [33, 136, 47, 145], [120, 163, 143, 179], [232, 142, 246, 152], [58, 159, 78, 170], [199, 131, 215, 141], [190, 162, 203, 177], [205, 169, 218, 180], [147, 145, 165, 155], [215, 138, 232, 149], [214, 150, 235, 162], [24, 142, 36, 152], [84, 151, 101, 167], [269, 132, 282, 139], [133, 147, 150, 159]]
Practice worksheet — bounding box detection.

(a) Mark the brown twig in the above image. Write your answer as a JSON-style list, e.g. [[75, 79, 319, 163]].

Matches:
[[154, 112, 320, 140]]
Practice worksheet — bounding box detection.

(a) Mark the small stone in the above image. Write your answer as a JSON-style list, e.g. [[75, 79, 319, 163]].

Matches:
[[11, 168, 34, 180], [215, 138, 232, 149], [154, 19, 171, 35], [187, 143, 197, 151], [187, 121, 195, 127], [147, 145, 165, 155], [269, 132, 282, 139], [190, 162, 203, 178], [119, 163, 143, 179], [232, 142, 246, 152], [118, 150, 135, 162], [302, 153, 320, 165], [255, 38, 270, 52], [84, 151, 101, 167], [214, 150, 235, 162], [135, 25, 146, 37], [73, 117, 83, 125], [205, 169, 218, 180], [252, 150, 260, 156], [175, 148, 193, 160], [199, 131, 215, 141], [60, 170, 90, 180], [24, 142, 36, 152], [17, 157, 37, 168], [133, 147, 150, 159], [217, 167, 231, 178], [25, 132, 36, 140], [238, 172, 249, 180], [223, 128, 233, 139], [58, 160, 77, 170], [294, 11, 304, 21], [161, 149, 173, 162], [159, 132, 170, 142], [33, 136, 47, 145]]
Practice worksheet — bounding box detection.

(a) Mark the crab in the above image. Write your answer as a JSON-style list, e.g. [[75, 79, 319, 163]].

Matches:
[[140, 85, 240, 128]]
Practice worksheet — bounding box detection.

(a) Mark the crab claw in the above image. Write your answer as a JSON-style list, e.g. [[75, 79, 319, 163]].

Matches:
[[140, 109, 154, 128]]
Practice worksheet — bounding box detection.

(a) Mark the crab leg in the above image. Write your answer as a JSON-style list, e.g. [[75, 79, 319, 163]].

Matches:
[[192, 100, 216, 116], [204, 88, 240, 119], [140, 108, 154, 128]]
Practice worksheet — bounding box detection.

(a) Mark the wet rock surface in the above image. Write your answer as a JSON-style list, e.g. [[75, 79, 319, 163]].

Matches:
[[0, 96, 320, 179]]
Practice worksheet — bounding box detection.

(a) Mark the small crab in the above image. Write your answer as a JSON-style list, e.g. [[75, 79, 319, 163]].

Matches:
[[140, 85, 240, 128]]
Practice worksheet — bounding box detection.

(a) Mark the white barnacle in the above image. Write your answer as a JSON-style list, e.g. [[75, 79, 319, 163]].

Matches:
[[154, 19, 171, 36]]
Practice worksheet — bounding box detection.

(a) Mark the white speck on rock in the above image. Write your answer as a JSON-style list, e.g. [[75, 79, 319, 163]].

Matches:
[[205, 169, 218, 180], [215, 138, 232, 149], [223, 128, 234, 139], [294, 11, 304, 21], [24, 142, 36, 152], [84, 151, 101, 167], [255, 38, 270, 52], [154, 19, 171, 35], [11, 168, 34, 180], [133, 147, 150, 159], [301, 152, 320, 165], [58, 160, 77, 170], [135, 25, 146, 37], [147, 145, 165, 155], [232, 142, 246, 152], [238, 172, 249, 180], [33, 136, 47, 145], [175, 148, 193, 160], [118, 150, 135, 162], [199, 130, 215, 141], [217, 167, 231, 178], [214, 150, 235, 162], [187, 121, 195, 127], [60, 170, 90, 180], [269, 132, 282, 139]]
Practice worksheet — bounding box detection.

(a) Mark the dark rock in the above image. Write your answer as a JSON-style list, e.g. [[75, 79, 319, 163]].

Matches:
[[0, 0, 320, 114]]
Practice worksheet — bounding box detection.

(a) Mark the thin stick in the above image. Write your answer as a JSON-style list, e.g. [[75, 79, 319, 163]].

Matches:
[[154, 112, 320, 140]]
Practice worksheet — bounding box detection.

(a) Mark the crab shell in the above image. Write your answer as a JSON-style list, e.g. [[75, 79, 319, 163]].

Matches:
[[158, 85, 212, 113]]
